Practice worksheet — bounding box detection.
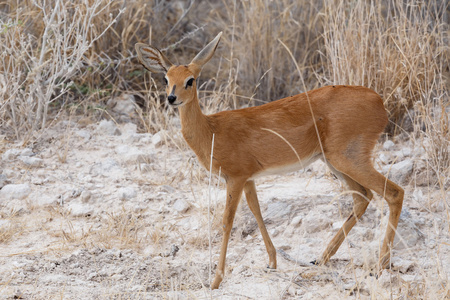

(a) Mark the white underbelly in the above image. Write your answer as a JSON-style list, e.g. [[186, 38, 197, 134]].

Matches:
[[250, 155, 320, 179]]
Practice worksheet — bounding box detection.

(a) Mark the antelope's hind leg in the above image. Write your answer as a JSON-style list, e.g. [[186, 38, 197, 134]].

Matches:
[[317, 163, 373, 265]]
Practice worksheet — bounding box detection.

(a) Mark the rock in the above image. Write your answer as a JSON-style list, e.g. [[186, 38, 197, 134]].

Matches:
[[19, 156, 43, 168], [107, 94, 136, 116], [302, 210, 332, 233], [173, 199, 190, 213], [80, 190, 92, 203], [391, 257, 415, 273], [383, 140, 395, 150], [290, 215, 302, 227], [75, 129, 91, 141], [394, 209, 425, 249], [2, 148, 21, 160], [332, 220, 345, 230], [0, 174, 7, 189], [20, 148, 34, 156], [266, 202, 292, 219], [68, 202, 94, 217], [118, 187, 137, 200], [378, 153, 390, 164], [115, 145, 151, 164], [0, 183, 31, 200], [97, 120, 121, 136], [382, 159, 413, 184], [151, 131, 164, 146]]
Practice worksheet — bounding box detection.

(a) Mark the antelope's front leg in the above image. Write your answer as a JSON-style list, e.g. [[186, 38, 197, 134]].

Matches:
[[211, 179, 245, 289]]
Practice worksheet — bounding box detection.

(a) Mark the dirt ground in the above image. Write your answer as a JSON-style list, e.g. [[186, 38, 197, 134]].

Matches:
[[0, 115, 449, 299]]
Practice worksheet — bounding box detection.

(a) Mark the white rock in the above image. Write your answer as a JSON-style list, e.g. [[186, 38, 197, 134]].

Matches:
[[412, 189, 423, 202], [383, 140, 395, 150], [391, 257, 415, 273], [266, 202, 292, 219], [0, 183, 31, 200], [80, 190, 92, 203], [302, 210, 332, 233], [118, 187, 137, 200], [108, 94, 136, 116], [115, 145, 151, 164], [151, 132, 164, 146], [0, 174, 7, 189], [290, 215, 302, 227], [75, 129, 91, 141], [68, 202, 94, 217], [20, 148, 34, 156], [382, 159, 413, 183], [332, 220, 345, 230], [401, 147, 412, 157], [378, 153, 390, 164], [173, 199, 190, 213], [394, 209, 424, 250], [19, 156, 43, 168], [2, 148, 21, 160], [97, 120, 121, 136]]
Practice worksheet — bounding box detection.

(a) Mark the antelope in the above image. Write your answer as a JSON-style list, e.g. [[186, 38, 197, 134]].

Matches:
[[135, 32, 404, 289]]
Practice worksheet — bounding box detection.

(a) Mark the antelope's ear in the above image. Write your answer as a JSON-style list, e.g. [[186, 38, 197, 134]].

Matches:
[[135, 43, 173, 73], [190, 32, 222, 71]]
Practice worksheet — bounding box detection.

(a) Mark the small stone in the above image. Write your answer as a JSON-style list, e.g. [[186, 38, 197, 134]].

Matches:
[[151, 132, 164, 146], [19, 156, 43, 168], [383, 140, 395, 150], [75, 129, 91, 141], [382, 159, 413, 184], [80, 190, 92, 203], [290, 215, 302, 227], [378, 153, 390, 164], [173, 199, 190, 213], [118, 187, 137, 200], [20, 148, 34, 156], [0, 183, 31, 200], [68, 202, 94, 217], [266, 202, 292, 219], [97, 120, 121, 136], [391, 257, 415, 273], [0, 174, 7, 189], [2, 148, 21, 160]]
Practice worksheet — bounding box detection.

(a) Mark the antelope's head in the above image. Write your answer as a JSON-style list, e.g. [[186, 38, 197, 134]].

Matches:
[[135, 32, 222, 107]]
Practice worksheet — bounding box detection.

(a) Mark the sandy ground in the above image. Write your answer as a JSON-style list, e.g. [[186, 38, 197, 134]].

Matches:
[[0, 115, 449, 299]]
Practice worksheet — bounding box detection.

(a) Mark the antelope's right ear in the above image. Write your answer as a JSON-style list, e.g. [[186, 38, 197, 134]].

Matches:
[[135, 43, 173, 73]]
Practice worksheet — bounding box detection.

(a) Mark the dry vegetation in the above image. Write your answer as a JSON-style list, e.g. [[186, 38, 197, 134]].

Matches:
[[0, 0, 449, 298]]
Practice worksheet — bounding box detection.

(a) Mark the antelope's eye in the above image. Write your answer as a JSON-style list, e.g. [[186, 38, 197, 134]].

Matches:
[[186, 78, 194, 88], [163, 77, 168, 85]]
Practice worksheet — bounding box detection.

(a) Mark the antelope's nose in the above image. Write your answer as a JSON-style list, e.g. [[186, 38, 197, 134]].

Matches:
[[168, 95, 177, 104]]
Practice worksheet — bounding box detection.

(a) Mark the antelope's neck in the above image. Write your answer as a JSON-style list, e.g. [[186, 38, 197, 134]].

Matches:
[[178, 95, 213, 168]]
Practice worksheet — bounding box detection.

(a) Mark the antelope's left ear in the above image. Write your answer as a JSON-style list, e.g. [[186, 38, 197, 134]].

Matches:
[[189, 32, 222, 75], [135, 43, 173, 74]]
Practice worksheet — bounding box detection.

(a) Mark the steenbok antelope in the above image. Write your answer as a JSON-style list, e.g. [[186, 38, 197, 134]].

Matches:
[[136, 32, 404, 289]]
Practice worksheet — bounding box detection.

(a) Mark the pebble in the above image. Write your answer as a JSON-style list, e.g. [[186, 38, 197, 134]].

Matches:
[[151, 131, 163, 146], [0, 183, 31, 200], [383, 140, 395, 150], [290, 215, 302, 227], [19, 156, 43, 168], [68, 202, 94, 217], [266, 202, 292, 219], [96, 120, 121, 136], [382, 159, 413, 183], [2, 148, 21, 160], [118, 187, 137, 200], [173, 199, 190, 213]]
